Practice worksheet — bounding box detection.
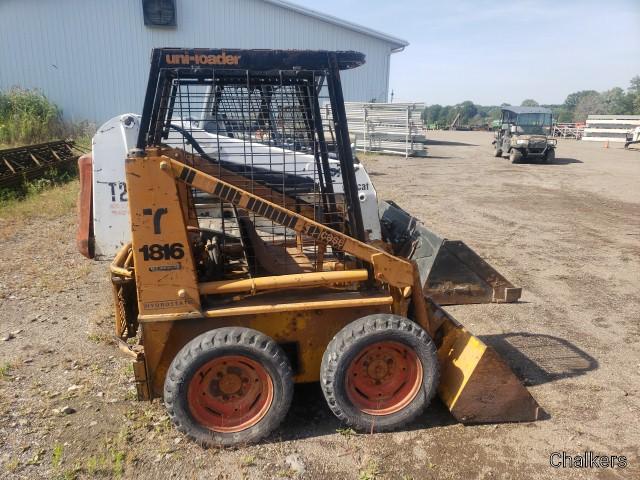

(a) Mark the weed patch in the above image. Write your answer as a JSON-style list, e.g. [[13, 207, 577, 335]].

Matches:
[[52, 444, 64, 468], [0, 179, 78, 221], [359, 460, 380, 480]]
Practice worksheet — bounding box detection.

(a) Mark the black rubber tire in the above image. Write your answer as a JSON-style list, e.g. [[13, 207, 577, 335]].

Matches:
[[320, 314, 439, 432], [544, 148, 555, 164], [494, 147, 502, 157], [510, 149, 523, 164], [164, 327, 293, 447]]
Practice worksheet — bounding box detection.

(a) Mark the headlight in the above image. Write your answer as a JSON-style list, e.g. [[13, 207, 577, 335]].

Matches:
[[516, 139, 528, 145]]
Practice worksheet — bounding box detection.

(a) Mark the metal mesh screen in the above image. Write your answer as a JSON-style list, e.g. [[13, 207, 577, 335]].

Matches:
[[150, 70, 350, 280]]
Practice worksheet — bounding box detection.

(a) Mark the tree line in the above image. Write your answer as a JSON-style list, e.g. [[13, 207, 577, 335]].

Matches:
[[422, 75, 640, 127]]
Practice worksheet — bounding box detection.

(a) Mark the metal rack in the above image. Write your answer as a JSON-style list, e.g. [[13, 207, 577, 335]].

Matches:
[[323, 102, 426, 157], [552, 123, 584, 139], [0, 140, 82, 189]]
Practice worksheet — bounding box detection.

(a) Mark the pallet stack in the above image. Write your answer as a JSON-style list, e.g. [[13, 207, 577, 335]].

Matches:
[[323, 102, 426, 157], [582, 115, 640, 143]]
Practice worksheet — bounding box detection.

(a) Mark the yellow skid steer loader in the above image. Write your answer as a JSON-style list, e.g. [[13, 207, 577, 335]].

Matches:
[[98, 49, 539, 447]]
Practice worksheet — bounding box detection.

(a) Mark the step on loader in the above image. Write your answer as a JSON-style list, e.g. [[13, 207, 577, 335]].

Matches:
[[85, 48, 539, 447]]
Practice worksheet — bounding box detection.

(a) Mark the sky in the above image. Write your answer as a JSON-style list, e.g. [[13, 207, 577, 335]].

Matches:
[[293, 0, 640, 106]]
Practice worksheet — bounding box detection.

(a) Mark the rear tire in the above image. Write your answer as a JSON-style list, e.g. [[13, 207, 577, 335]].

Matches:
[[509, 149, 523, 164], [164, 327, 293, 447], [544, 148, 555, 164], [320, 314, 439, 432]]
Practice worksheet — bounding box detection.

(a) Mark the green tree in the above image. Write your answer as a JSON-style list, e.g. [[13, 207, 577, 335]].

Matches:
[[454, 101, 477, 124], [563, 90, 598, 111], [601, 87, 633, 115], [521, 99, 539, 107], [628, 75, 640, 114], [573, 92, 606, 121], [422, 104, 446, 125], [470, 113, 485, 126], [429, 104, 443, 123], [440, 105, 452, 124], [553, 108, 573, 123], [486, 107, 502, 122]]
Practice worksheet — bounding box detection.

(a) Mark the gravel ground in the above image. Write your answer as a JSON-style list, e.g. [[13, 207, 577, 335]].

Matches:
[[0, 131, 638, 479]]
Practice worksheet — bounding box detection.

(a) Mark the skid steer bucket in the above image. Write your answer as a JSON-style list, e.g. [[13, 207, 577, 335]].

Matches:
[[428, 300, 541, 422], [379, 200, 522, 305], [379, 201, 538, 421]]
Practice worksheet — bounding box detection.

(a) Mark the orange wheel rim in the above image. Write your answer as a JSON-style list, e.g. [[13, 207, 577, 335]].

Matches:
[[187, 355, 273, 433], [346, 341, 422, 415]]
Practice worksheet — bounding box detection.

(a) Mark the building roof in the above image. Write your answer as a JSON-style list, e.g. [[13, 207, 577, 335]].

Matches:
[[502, 106, 552, 115], [263, 0, 409, 51]]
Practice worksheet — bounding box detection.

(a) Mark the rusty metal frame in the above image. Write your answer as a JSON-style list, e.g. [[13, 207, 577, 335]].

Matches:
[[0, 140, 85, 189]]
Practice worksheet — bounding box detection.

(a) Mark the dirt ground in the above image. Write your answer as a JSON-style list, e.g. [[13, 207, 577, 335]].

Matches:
[[1, 131, 638, 479]]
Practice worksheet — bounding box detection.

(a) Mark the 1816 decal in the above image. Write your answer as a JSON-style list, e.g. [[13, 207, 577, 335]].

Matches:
[[139, 243, 185, 261]]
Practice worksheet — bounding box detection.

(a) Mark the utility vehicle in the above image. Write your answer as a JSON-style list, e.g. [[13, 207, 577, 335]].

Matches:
[[493, 106, 557, 163]]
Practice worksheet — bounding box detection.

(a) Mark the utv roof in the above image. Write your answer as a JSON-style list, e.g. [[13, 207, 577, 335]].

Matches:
[[501, 106, 552, 114]]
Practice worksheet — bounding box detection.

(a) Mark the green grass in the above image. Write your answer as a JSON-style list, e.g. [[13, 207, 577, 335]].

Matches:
[[52, 444, 64, 468], [0, 88, 94, 147], [4, 458, 20, 472], [0, 362, 11, 378], [0, 88, 63, 146], [0, 179, 78, 221], [82, 434, 128, 478], [86, 332, 112, 345], [111, 450, 125, 478], [73, 134, 92, 152], [336, 427, 357, 438], [55, 468, 81, 480], [276, 469, 296, 478], [0, 87, 94, 205], [359, 460, 380, 480], [84, 454, 120, 477]]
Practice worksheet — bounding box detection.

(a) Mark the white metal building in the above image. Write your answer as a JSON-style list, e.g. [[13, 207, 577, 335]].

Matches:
[[0, 0, 407, 124]]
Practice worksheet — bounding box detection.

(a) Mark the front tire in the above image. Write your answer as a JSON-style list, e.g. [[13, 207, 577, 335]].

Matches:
[[494, 147, 502, 157], [320, 314, 439, 432], [164, 327, 293, 447], [510, 149, 523, 163]]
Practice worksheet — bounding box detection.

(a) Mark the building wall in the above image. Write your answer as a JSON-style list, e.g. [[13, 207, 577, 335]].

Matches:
[[0, 0, 395, 123]]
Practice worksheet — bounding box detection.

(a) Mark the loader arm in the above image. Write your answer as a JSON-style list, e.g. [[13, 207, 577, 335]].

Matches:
[[151, 148, 432, 333], [162, 146, 317, 219]]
